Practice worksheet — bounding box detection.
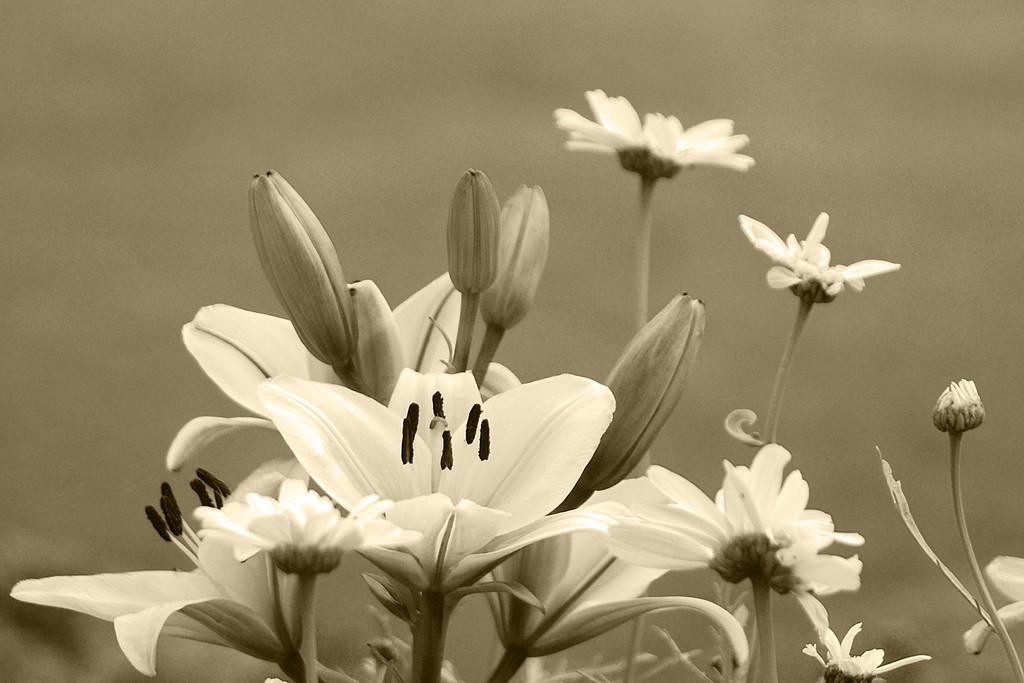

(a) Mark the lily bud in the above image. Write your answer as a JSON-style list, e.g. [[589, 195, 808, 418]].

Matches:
[[933, 379, 984, 433], [561, 294, 705, 508], [480, 185, 550, 330], [348, 280, 405, 404], [249, 171, 358, 374], [446, 169, 500, 294]]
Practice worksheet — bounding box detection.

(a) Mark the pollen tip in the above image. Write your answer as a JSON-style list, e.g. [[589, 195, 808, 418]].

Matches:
[[159, 495, 184, 537], [432, 391, 445, 419], [190, 479, 214, 508], [196, 468, 232, 498], [441, 430, 454, 470], [478, 419, 490, 461], [145, 505, 171, 542], [401, 416, 415, 465], [465, 404, 482, 444]]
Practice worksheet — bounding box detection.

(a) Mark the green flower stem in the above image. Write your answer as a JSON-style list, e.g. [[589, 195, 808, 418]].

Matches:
[[295, 574, 320, 683], [472, 323, 505, 387], [635, 177, 657, 331], [949, 431, 1024, 683], [411, 590, 450, 683], [764, 296, 813, 444], [452, 292, 481, 373], [751, 576, 778, 683]]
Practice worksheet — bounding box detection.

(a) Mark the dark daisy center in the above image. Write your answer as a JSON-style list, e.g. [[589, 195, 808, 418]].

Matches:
[[708, 532, 799, 594]]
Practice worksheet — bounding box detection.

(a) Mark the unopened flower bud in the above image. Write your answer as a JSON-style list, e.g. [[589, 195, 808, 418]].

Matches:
[[249, 171, 358, 373], [561, 294, 705, 507], [348, 280, 404, 404], [479, 186, 550, 330], [933, 379, 984, 433], [446, 169, 500, 294]]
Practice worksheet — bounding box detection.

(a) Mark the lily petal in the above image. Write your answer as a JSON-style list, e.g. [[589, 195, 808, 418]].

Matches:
[[166, 416, 276, 471], [440, 375, 614, 530], [989, 556, 1024, 601], [259, 376, 433, 507], [392, 273, 461, 373], [184, 305, 331, 415]]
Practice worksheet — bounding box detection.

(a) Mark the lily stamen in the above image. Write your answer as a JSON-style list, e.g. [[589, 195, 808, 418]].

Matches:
[[478, 419, 490, 461], [465, 404, 482, 444], [440, 431, 454, 470], [190, 479, 215, 508]]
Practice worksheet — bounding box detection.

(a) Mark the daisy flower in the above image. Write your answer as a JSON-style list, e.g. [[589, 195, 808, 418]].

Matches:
[[195, 478, 418, 574], [554, 90, 754, 180], [608, 444, 863, 628], [804, 623, 930, 682], [740, 213, 900, 303]]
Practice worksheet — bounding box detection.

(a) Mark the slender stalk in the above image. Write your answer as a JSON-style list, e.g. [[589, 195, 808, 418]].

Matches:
[[634, 177, 657, 331], [452, 292, 480, 373], [622, 614, 646, 683], [486, 647, 528, 683], [764, 296, 813, 444], [411, 591, 450, 683], [751, 576, 778, 683], [949, 431, 1024, 683], [472, 324, 505, 387], [294, 574, 320, 683]]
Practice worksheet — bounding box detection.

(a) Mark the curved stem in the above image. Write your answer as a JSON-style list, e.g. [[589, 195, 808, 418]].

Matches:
[[764, 297, 813, 444], [452, 292, 480, 373], [485, 646, 528, 683], [635, 177, 657, 331], [950, 431, 1024, 683], [411, 591, 450, 683], [751, 576, 778, 683], [472, 324, 505, 387]]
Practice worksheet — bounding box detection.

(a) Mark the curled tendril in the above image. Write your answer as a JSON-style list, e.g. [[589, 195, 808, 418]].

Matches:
[[725, 409, 764, 447]]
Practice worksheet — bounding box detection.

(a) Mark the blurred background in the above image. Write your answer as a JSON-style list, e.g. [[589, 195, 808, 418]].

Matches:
[[2, 1, 1022, 680]]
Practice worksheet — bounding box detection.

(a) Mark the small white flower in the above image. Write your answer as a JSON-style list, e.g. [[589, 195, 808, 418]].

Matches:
[[195, 478, 417, 574], [609, 445, 863, 629], [739, 213, 900, 303], [554, 90, 753, 180], [804, 623, 930, 681]]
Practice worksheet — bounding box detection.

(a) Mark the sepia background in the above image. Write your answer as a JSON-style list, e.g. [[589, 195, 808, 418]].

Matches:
[[2, 2, 1022, 681]]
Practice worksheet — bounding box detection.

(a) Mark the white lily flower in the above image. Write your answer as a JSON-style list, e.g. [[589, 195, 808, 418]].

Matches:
[[965, 556, 1024, 654], [739, 213, 900, 303], [488, 479, 749, 670], [555, 90, 754, 180], [258, 369, 615, 592], [10, 461, 304, 676], [804, 623, 930, 680], [168, 273, 520, 470], [195, 478, 419, 574], [608, 445, 863, 629]]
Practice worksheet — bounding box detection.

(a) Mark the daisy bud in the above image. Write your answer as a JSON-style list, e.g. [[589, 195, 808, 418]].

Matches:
[[348, 280, 404, 404], [480, 186, 550, 330], [249, 171, 358, 374], [562, 294, 705, 506], [932, 379, 984, 433], [446, 169, 501, 294]]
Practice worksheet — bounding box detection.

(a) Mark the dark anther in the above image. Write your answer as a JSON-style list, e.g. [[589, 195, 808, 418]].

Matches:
[[432, 391, 445, 418], [465, 404, 482, 444], [196, 469, 232, 498], [190, 479, 214, 508], [478, 419, 490, 461], [406, 403, 420, 434], [212, 489, 223, 508], [401, 416, 415, 465], [145, 505, 171, 542], [440, 431, 454, 470], [160, 493, 184, 537]]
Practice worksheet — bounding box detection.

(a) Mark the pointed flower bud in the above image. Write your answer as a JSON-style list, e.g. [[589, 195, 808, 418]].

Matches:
[[348, 281, 405, 404], [933, 379, 984, 433], [480, 185, 550, 330], [446, 169, 500, 294], [562, 295, 705, 507], [249, 171, 358, 373]]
